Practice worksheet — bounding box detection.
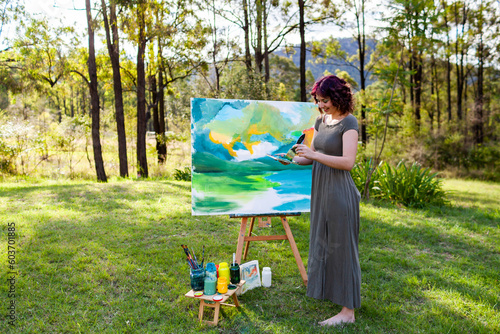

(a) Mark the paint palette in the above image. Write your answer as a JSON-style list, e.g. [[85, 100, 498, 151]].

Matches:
[[266, 154, 299, 165]]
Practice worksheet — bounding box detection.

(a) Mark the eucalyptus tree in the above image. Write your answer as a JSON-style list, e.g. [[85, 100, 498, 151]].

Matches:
[[469, 0, 499, 145], [383, 0, 438, 130], [136, 0, 148, 177], [210, 0, 303, 93], [101, 0, 128, 177], [452, 0, 473, 123], [145, 0, 210, 164], [12, 16, 77, 121], [440, 0, 453, 122], [119, 0, 149, 177], [310, 0, 379, 144], [86, 0, 107, 182], [198, 0, 242, 97], [282, 0, 342, 101], [117, 0, 209, 172]]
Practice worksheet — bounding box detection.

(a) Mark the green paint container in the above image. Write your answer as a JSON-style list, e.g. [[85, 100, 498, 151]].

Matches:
[[230, 263, 240, 284], [190, 268, 205, 291]]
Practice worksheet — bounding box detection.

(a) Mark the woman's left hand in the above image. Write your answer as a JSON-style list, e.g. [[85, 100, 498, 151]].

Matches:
[[293, 144, 315, 160]]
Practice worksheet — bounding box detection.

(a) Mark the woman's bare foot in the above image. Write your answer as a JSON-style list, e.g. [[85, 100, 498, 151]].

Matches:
[[318, 307, 355, 326]]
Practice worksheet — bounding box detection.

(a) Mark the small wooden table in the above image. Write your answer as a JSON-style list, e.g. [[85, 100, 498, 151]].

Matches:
[[184, 280, 245, 326]]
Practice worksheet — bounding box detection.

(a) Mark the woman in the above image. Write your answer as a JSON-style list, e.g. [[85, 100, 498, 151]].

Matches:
[[292, 75, 361, 326]]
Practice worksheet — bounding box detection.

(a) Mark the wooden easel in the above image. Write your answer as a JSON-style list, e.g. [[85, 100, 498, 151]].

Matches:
[[230, 213, 308, 286]]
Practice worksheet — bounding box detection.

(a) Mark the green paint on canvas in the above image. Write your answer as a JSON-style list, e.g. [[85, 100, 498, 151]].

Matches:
[[192, 172, 279, 196]]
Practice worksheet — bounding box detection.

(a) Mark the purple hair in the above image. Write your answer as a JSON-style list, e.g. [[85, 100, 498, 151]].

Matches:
[[311, 75, 355, 115]]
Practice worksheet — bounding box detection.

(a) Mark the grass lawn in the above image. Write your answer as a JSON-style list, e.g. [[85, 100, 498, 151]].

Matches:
[[0, 177, 498, 333]]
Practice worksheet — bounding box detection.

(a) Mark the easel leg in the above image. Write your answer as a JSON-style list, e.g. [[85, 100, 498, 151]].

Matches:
[[281, 216, 308, 286], [243, 217, 256, 261], [235, 217, 248, 265]]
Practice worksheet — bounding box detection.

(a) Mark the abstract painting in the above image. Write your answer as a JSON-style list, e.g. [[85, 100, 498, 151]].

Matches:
[[239, 260, 261, 294], [191, 98, 318, 216]]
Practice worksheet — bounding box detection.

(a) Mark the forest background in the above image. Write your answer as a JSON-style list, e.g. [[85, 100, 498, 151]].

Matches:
[[0, 0, 499, 183]]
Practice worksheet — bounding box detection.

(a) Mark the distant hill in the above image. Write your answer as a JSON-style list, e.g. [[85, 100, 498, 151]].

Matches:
[[274, 37, 377, 89]]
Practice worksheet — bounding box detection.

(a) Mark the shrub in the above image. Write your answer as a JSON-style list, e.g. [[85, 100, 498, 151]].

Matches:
[[0, 120, 39, 175], [374, 161, 447, 207], [0, 139, 16, 174], [350, 159, 381, 197], [422, 132, 500, 182], [174, 166, 191, 181]]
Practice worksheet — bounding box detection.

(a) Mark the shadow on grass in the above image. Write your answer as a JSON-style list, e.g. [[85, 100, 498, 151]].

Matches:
[[1, 180, 498, 333], [358, 203, 499, 333]]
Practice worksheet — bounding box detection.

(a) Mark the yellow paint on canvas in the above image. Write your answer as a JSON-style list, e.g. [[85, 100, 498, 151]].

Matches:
[[209, 131, 240, 157]]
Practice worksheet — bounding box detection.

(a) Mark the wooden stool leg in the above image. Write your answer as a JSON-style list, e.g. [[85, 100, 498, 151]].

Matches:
[[243, 217, 256, 260], [198, 300, 205, 322], [232, 294, 240, 307], [235, 217, 248, 265], [213, 302, 221, 326], [281, 216, 308, 286]]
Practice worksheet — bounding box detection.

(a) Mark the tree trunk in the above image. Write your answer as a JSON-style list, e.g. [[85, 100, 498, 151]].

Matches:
[[102, 0, 128, 177], [242, 0, 252, 71], [414, 54, 422, 129], [150, 73, 166, 163], [356, 0, 367, 145], [433, 56, 441, 129], [410, 49, 421, 129], [86, 0, 107, 182], [211, 0, 221, 94], [255, 0, 263, 74], [157, 42, 167, 162], [70, 87, 74, 117], [263, 0, 270, 83], [409, 52, 414, 108], [136, 1, 148, 178], [454, 1, 468, 122], [473, 20, 484, 145], [443, 0, 452, 122], [299, 0, 306, 102]]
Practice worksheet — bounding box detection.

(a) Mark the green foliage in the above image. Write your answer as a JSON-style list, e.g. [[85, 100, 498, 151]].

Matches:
[[374, 161, 447, 208], [0, 119, 40, 175], [174, 166, 191, 181], [350, 158, 379, 196], [422, 132, 500, 181], [351, 160, 448, 208], [0, 138, 16, 174], [164, 131, 188, 143]]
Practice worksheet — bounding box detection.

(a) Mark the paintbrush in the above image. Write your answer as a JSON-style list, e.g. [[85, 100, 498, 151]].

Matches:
[[191, 248, 199, 268], [185, 245, 199, 269], [182, 245, 193, 261], [186, 258, 195, 269], [201, 245, 205, 268], [181, 245, 196, 269]]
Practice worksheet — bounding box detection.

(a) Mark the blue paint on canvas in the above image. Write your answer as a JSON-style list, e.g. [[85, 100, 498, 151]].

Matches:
[[191, 98, 318, 216]]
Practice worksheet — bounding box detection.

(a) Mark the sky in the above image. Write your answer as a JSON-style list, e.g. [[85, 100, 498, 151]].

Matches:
[[1, 0, 87, 48], [2, 0, 383, 53]]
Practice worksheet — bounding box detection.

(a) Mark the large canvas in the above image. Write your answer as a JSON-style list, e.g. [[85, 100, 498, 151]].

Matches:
[[191, 98, 318, 216]]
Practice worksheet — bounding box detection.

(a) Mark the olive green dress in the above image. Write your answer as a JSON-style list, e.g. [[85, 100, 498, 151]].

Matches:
[[306, 114, 361, 309]]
